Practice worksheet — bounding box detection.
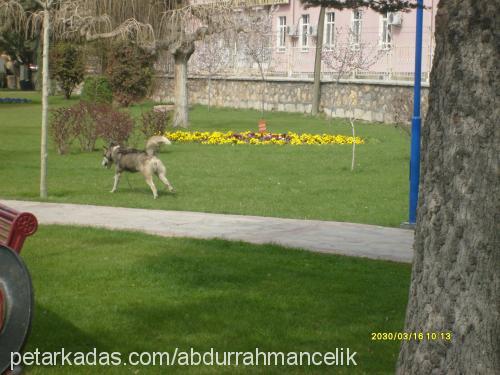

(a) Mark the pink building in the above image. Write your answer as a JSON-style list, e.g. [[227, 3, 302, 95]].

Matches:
[[188, 0, 438, 83], [267, 0, 438, 81]]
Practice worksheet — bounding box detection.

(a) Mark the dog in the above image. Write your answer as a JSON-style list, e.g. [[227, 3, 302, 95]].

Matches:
[[102, 136, 175, 199]]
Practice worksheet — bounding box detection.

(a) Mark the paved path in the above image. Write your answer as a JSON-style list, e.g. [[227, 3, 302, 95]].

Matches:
[[1, 200, 414, 263]]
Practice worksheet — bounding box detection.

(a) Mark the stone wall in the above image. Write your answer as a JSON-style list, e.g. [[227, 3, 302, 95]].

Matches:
[[150, 75, 429, 124]]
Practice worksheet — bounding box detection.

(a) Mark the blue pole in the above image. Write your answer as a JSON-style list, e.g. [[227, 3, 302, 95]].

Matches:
[[409, 0, 424, 225]]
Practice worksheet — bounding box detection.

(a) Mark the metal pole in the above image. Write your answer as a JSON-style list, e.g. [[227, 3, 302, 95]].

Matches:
[[408, 0, 424, 225]]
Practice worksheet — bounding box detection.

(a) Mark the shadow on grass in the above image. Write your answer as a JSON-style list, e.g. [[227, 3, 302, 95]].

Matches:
[[20, 227, 409, 374], [28, 304, 112, 353]]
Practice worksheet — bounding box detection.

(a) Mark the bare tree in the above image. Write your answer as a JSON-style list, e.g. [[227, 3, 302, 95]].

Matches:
[[322, 27, 383, 171], [190, 32, 231, 111], [391, 91, 413, 136], [236, 6, 275, 118]]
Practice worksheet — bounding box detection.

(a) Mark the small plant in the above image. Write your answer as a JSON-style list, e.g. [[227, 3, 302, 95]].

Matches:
[[322, 28, 385, 171], [51, 102, 135, 153], [50, 43, 85, 99], [140, 109, 171, 138], [391, 93, 413, 136], [95, 106, 135, 144], [50, 102, 99, 153], [50, 107, 77, 154], [106, 41, 154, 107], [72, 102, 99, 152], [80, 76, 113, 104]]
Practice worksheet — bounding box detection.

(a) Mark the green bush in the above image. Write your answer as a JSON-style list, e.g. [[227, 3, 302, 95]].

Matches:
[[50, 43, 85, 99], [80, 76, 113, 104], [105, 41, 154, 107]]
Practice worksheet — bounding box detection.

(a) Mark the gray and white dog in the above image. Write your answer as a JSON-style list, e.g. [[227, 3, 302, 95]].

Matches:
[[102, 136, 175, 199]]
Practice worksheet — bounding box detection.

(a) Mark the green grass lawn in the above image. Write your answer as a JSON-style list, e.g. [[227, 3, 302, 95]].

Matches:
[[0, 91, 411, 227], [21, 225, 411, 374]]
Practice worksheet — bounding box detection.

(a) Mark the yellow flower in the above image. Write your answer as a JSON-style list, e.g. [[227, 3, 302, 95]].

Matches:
[[165, 130, 365, 146]]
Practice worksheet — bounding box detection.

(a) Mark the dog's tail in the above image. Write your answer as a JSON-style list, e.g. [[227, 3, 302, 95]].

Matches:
[[146, 135, 171, 156]]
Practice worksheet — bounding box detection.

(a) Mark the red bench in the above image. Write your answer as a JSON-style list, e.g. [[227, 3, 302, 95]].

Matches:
[[0, 203, 38, 254], [0, 204, 38, 374]]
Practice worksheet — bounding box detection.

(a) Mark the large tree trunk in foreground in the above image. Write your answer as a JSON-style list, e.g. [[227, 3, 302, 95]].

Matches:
[[397, 1, 499, 374], [172, 51, 192, 128]]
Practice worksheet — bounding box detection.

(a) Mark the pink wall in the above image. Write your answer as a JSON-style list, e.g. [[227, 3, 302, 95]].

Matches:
[[270, 0, 438, 79]]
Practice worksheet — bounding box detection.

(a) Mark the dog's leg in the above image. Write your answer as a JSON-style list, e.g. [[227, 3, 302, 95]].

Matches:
[[156, 162, 175, 193], [145, 176, 158, 199], [111, 172, 121, 193], [158, 173, 175, 193]]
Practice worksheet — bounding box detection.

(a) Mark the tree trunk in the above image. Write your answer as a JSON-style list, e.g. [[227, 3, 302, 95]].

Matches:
[[40, 7, 50, 199], [173, 52, 191, 128], [258, 63, 266, 117], [350, 117, 355, 171], [207, 75, 211, 111], [397, 1, 499, 374], [312, 6, 325, 116]]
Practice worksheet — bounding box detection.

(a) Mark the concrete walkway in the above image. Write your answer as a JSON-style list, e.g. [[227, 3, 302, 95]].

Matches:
[[1, 200, 414, 263]]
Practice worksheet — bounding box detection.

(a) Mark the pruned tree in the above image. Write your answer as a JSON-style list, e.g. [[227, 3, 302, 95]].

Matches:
[[190, 32, 231, 111], [154, 1, 237, 127], [304, 1, 500, 373], [322, 27, 384, 171]]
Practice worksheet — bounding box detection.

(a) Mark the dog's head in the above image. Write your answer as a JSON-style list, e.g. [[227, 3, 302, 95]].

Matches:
[[102, 144, 118, 169]]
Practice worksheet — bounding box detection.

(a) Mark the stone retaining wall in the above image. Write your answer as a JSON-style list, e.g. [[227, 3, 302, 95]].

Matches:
[[150, 75, 429, 124]]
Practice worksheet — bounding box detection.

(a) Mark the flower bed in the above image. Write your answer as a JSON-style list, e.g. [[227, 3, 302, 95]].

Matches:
[[165, 131, 364, 145]]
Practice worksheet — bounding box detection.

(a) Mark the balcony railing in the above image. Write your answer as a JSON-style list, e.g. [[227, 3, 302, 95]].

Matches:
[[154, 27, 433, 84]]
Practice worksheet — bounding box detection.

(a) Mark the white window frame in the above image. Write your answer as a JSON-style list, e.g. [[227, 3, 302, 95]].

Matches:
[[324, 11, 335, 50], [350, 9, 362, 50], [277, 16, 287, 51], [300, 14, 310, 51], [379, 12, 392, 50]]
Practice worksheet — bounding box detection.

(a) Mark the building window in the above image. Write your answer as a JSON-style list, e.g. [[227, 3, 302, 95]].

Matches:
[[300, 14, 310, 50], [380, 12, 392, 50], [351, 9, 362, 50], [324, 12, 335, 49], [277, 16, 287, 50]]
